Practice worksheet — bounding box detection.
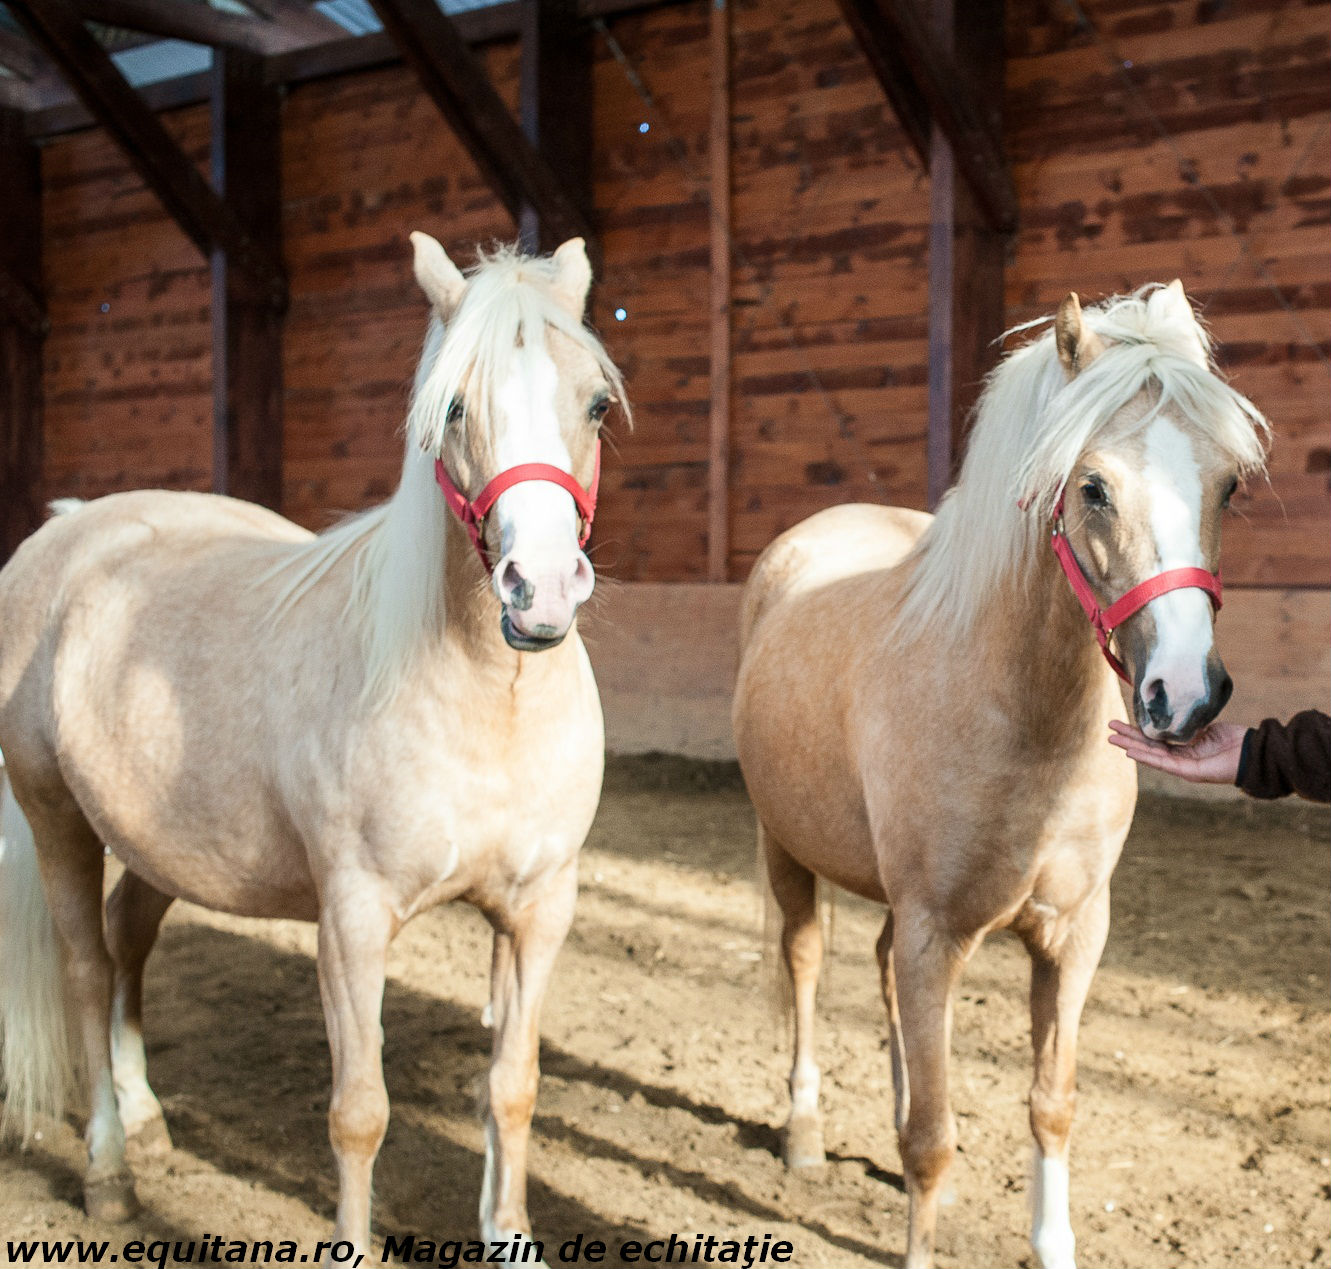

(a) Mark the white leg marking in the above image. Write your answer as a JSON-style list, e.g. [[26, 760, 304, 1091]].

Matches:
[[1031, 1145, 1077, 1269]]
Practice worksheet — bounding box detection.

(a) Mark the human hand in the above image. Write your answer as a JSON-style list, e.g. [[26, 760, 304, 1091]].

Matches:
[[1107, 719, 1249, 785]]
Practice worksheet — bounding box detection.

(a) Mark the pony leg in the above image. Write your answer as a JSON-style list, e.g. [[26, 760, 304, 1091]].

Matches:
[[23, 795, 139, 1221], [764, 825, 824, 1169], [316, 872, 395, 1258], [875, 911, 909, 1136], [892, 907, 968, 1269], [1024, 884, 1110, 1269], [106, 871, 175, 1157], [480, 859, 577, 1253]]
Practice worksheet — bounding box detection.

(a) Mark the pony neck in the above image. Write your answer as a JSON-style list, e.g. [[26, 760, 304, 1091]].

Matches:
[[978, 531, 1115, 741]]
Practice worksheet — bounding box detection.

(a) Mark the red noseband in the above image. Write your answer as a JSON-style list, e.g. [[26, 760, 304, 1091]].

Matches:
[[434, 440, 601, 571], [1047, 488, 1222, 683]]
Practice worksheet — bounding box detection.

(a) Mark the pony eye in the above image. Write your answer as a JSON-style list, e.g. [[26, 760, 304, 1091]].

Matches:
[[1222, 475, 1239, 508], [445, 399, 464, 425], [1080, 477, 1109, 509], [588, 395, 611, 424]]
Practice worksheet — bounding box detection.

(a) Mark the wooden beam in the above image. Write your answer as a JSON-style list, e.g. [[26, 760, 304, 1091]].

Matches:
[[210, 48, 284, 509], [926, 0, 1006, 506], [836, 0, 1016, 234], [76, 0, 286, 53], [832, 0, 930, 165], [0, 26, 45, 81], [7, 0, 286, 308], [707, 0, 730, 582], [0, 109, 45, 562], [518, 0, 593, 255], [366, 0, 593, 246]]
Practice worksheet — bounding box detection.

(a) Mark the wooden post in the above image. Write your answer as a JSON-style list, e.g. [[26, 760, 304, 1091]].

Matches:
[[926, 0, 1005, 506], [211, 48, 284, 509], [707, 0, 731, 583], [518, 0, 592, 257], [0, 109, 45, 562]]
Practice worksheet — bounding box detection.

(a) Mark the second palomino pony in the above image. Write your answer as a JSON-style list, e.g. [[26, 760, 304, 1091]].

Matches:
[[0, 235, 624, 1259], [733, 283, 1267, 1269]]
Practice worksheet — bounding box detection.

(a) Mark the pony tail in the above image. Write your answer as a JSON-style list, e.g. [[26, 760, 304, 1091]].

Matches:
[[0, 775, 76, 1141]]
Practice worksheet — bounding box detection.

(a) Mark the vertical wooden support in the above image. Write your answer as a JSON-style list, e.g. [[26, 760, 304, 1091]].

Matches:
[[707, 0, 731, 583], [210, 48, 284, 509], [518, 0, 592, 256], [0, 109, 46, 562], [926, 0, 1006, 507]]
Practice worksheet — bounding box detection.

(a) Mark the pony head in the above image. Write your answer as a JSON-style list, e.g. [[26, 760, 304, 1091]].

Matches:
[[1037, 281, 1266, 740], [408, 233, 627, 652], [895, 282, 1267, 744]]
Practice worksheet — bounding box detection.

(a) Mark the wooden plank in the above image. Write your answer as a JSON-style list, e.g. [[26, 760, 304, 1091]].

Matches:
[[707, 0, 731, 581], [0, 109, 45, 562], [210, 50, 284, 509], [8, 0, 287, 309], [581, 582, 743, 759], [367, 0, 592, 245], [518, 0, 593, 254]]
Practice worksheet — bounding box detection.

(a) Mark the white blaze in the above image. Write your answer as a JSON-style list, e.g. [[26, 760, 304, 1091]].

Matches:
[[490, 342, 580, 580], [1136, 415, 1212, 732]]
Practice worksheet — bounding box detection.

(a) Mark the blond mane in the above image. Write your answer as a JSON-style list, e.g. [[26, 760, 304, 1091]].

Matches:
[[890, 284, 1270, 644]]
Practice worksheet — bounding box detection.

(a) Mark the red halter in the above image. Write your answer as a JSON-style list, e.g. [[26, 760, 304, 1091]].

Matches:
[[1048, 488, 1222, 683], [433, 440, 601, 570]]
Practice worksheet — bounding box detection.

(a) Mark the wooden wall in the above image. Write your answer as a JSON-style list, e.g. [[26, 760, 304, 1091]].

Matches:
[[1006, 0, 1331, 587], [34, 0, 1329, 591]]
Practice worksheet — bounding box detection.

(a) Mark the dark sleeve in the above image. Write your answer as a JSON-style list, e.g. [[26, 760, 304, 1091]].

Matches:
[[1235, 710, 1331, 803]]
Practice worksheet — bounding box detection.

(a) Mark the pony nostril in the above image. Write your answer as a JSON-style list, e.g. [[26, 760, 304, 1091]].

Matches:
[[1144, 679, 1171, 729], [500, 562, 534, 611], [1216, 671, 1233, 711]]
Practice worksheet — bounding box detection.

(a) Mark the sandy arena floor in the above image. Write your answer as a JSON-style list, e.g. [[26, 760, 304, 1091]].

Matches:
[[2, 759, 1328, 1268]]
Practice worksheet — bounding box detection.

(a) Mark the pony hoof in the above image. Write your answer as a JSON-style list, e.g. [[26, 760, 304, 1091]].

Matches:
[[84, 1172, 140, 1223], [783, 1117, 826, 1170], [126, 1117, 173, 1161]]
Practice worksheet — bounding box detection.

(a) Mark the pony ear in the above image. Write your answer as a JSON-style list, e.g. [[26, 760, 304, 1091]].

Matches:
[[410, 231, 466, 317], [1054, 292, 1105, 378], [550, 237, 593, 317], [1158, 278, 1210, 364]]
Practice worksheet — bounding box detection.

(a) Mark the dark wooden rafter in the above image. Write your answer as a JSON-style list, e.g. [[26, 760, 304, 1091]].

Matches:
[[834, 0, 1017, 234], [0, 108, 45, 561], [366, 0, 593, 247], [75, 0, 320, 54], [6, 0, 287, 309], [210, 47, 284, 508], [517, 0, 593, 256]]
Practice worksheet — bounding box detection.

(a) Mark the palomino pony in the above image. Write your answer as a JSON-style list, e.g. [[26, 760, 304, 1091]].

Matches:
[[0, 234, 626, 1258], [733, 283, 1267, 1269]]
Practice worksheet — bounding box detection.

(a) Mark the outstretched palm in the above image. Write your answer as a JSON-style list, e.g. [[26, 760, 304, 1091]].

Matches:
[[1107, 719, 1248, 784]]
